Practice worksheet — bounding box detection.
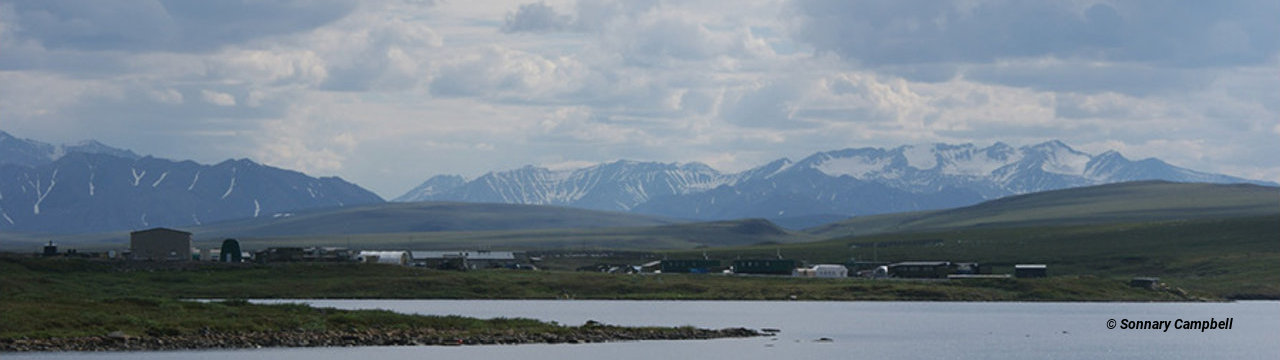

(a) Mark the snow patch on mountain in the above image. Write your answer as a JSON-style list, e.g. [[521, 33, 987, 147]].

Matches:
[[901, 145, 938, 170], [937, 145, 1021, 177], [222, 177, 236, 199], [816, 155, 894, 179], [1042, 149, 1091, 175], [152, 171, 168, 187], [188, 171, 200, 191]]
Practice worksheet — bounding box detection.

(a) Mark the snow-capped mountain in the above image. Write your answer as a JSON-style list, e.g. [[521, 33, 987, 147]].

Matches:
[[394, 174, 467, 201], [0, 131, 141, 168], [400, 140, 1274, 223], [396, 160, 735, 211], [0, 131, 383, 233]]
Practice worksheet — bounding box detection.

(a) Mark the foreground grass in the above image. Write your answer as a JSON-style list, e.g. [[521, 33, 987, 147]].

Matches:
[[0, 257, 744, 342], [0, 255, 1193, 341]]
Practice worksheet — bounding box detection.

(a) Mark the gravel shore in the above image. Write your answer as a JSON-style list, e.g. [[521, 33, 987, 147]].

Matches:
[[2, 325, 763, 352]]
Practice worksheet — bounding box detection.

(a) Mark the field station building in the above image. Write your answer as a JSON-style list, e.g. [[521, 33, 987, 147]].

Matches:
[[359, 251, 411, 266], [793, 264, 849, 278], [1014, 264, 1048, 278], [660, 259, 721, 273], [732, 259, 798, 275], [129, 227, 192, 261], [411, 251, 521, 269]]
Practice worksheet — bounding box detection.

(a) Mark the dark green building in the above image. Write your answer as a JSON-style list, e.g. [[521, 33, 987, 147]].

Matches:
[[888, 261, 953, 278], [731, 259, 798, 275], [660, 259, 721, 273], [219, 239, 242, 263]]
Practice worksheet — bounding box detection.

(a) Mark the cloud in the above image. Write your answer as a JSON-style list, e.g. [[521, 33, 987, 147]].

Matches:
[[501, 2, 572, 33], [4, 0, 355, 53], [501, 0, 660, 33], [313, 12, 443, 91], [149, 88, 184, 104], [788, 0, 1279, 67], [200, 90, 237, 107], [2, 0, 1277, 197], [429, 45, 588, 98], [720, 80, 805, 128], [786, 0, 1280, 96]]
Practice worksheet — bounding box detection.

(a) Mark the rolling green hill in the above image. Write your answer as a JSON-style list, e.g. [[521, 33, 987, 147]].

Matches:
[[0, 202, 681, 251], [207, 218, 813, 251], [187, 201, 680, 238], [676, 215, 1279, 299], [806, 181, 1279, 238], [665, 182, 1280, 299]]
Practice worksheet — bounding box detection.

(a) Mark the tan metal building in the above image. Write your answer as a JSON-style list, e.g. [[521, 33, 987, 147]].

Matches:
[[130, 228, 192, 261]]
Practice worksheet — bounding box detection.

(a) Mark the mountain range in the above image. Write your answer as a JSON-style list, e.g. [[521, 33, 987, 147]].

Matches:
[[3, 129, 1273, 235], [399, 140, 1274, 227], [0, 131, 382, 234]]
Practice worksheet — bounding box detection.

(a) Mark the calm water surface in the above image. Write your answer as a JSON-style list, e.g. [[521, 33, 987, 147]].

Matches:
[[11, 300, 1278, 360]]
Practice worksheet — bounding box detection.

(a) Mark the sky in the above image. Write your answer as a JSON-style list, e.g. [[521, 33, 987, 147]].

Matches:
[[1, 0, 1277, 199]]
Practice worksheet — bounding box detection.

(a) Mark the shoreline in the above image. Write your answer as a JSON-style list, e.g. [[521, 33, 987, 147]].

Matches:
[[0, 257, 1223, 352], [1, 325, 763, 352], [244, 295, 1229, 303]]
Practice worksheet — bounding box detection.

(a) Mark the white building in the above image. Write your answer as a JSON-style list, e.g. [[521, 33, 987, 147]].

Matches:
[[794, 264, 849, 278], [358, 251, 410, 265], [410, 250, 521, 269]]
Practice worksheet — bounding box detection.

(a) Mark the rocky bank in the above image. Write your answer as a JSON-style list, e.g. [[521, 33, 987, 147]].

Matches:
[[2, 324, 763, 352]]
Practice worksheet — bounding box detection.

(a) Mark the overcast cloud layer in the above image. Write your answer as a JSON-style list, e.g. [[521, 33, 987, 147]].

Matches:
[[2, 0, 1277, 198]]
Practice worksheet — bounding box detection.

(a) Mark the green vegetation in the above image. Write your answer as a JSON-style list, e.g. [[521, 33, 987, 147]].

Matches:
[[1, 181, 1273, 347], [187, 202, 679, 238], [0, 257, 551, 340], [0, 257, 768, 346], [2, 256, 1186, 306], [0, 201, 679, 251], [663, 215, 1280, 299], [0, 215, 808, 253], [640, 182, 1280, 299], [0, 255, 1191, 342], [223, 218, 811, 251], [807, 181, 1279, 238]]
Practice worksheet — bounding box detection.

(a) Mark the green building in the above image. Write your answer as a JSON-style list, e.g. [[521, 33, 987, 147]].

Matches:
[[219, 239, 242, 263], [731, 259, 798, 275], [660, 259, 721, 273], [888, 261, 953, 278]]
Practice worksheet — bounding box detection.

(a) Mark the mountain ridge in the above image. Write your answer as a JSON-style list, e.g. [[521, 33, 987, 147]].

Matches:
[[0, 130, 143, 168], [0, 132, 383, 234], [398, 140, 1275, 223]]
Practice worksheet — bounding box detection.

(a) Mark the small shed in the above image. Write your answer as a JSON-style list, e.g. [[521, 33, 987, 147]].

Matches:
[[199, 248, 218, 261], [1129, 277, 1160, 289], [1014, 264, 1048, 278]]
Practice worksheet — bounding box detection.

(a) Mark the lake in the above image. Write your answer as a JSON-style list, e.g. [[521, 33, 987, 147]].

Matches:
[[10, 300, 1278, 359]]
